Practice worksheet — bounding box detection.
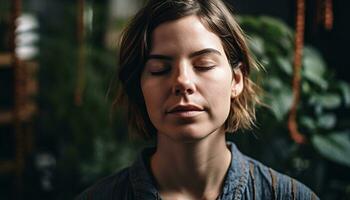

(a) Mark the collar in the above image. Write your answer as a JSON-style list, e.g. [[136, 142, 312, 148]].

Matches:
[[129, 141, 249, 200]]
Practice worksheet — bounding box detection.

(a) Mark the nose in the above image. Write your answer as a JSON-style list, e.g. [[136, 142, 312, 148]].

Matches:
[[172, 63, 196, 96]]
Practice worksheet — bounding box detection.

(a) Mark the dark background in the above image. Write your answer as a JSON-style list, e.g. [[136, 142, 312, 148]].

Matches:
[[230, 0, 350, 84], [1, 0, 349, 199]]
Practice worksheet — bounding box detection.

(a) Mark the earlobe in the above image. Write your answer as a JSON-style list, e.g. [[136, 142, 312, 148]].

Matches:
[[231, 67, 244, 98]]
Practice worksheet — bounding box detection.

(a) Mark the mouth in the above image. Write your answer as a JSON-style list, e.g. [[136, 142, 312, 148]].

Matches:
[[166, 104, 204, 117]]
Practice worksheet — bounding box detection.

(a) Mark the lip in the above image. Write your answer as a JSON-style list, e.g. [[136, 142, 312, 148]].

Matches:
[[166, 104, 204, 117]]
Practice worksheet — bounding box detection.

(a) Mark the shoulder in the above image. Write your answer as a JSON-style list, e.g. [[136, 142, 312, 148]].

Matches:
[[75, 167, 133, 200], [244, 156, 319, 200]]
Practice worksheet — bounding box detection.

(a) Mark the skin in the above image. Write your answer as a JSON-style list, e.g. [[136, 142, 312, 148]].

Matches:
[[140, 15, 243, 200]]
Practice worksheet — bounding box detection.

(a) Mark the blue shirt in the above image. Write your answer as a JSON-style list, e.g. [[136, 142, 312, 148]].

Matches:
[[77, 142, 319, 200]]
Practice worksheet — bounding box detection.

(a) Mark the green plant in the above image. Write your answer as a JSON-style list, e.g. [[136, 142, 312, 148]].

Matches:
[[235, 15, 350, 199]]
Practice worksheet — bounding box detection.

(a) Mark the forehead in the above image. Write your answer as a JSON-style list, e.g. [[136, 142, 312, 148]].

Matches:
[[150, 15, 225, 56]]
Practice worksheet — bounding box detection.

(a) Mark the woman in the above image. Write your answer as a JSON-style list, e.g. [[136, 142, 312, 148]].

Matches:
[[78, 0, 319, 199]]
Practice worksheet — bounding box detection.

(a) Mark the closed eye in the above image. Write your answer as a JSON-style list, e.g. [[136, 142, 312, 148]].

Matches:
[[194, 65, 216, 71], [150, 68, 171, 76]]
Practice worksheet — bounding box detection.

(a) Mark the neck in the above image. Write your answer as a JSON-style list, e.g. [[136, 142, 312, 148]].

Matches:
[[150, 128, 231, 199]]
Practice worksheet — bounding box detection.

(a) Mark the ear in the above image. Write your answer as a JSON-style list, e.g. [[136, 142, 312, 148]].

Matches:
[[231, 66, 244, 98]]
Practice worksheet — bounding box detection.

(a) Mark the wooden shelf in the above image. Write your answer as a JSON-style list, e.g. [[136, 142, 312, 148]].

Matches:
[[0, 103, 37, 124], [27, 79, 38, 95], [0, 53, 39, 71], [23, 61, 39, 74], [0, 53, 12, 68]]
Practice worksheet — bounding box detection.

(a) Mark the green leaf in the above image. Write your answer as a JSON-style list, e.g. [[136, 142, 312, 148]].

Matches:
[[238, 16, 262, 31], [265, 77, 284, 90], [338, 81, 350, 107], [309, 94, 342, 109], [276, 56, 292, 75], [259, 16, 293, 40], [300, 116, 317, 130], [249, 35, 265, 56], [302, 81, 311, 94], [302, 47, 328, 89], [268, 89, 293, 121], [317, 114, 337, 129], [312, 131, 350, 167]]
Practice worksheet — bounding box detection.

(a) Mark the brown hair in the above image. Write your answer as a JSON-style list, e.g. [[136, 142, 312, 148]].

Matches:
[[115, 0, 261, 139]]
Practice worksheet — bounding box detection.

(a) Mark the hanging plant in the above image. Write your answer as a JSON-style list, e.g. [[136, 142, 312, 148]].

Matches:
[[239, 15, 350, 167]]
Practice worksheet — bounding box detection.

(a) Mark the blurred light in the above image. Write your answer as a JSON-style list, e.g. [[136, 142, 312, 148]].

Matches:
[[15, 46, 38, 60], [15, 13, 39, 60], [16, 14, 39, 33], [35, 153, 56, 191], [35, 153, 56, 169], [85, 3, 94, 33], [16, 32, 39, 46]]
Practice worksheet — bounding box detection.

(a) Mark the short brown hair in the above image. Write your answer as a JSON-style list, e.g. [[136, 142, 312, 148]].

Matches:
[[115, 0, 261, 139]]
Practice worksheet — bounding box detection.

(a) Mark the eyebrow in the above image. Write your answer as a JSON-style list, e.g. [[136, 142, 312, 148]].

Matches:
[[146, 48, 222, 61], [189, 48, 221, 58]]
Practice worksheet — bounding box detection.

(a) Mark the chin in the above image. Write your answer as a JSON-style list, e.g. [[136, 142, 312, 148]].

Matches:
[[160, 125, 221, 143]]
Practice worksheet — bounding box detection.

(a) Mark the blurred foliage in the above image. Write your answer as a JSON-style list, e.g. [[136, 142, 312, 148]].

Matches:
[[232, 15, 350, 199], [22, 2, 142, 199], [18, 1, 350, 199]]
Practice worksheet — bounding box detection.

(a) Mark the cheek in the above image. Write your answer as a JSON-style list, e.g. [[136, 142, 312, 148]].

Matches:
[[141, 82, 154, 108], [208, 83, 232, 107], [202, 71, 233, 114], [141, 79, 164, 118]]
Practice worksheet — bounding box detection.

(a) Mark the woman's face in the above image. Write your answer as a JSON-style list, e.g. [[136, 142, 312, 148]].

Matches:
[[141, 15, 243, 142]]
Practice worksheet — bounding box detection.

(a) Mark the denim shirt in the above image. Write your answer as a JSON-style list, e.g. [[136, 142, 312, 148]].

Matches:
[[77, 142, 319, 200]]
